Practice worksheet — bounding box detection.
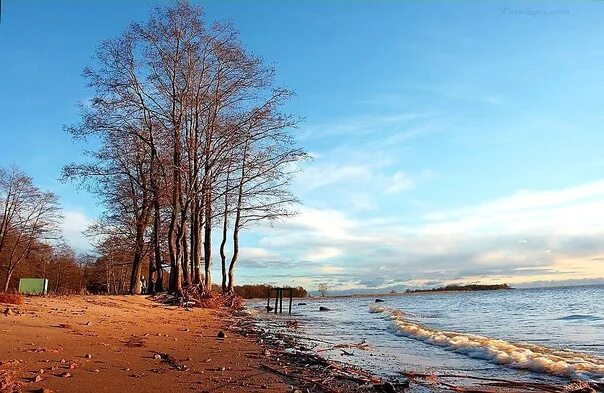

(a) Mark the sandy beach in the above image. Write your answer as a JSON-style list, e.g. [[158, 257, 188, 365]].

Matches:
[[0, 296, 292, 393]]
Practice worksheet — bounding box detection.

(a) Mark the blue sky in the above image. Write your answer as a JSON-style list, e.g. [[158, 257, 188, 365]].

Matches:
[[2, 1, 604, 292]]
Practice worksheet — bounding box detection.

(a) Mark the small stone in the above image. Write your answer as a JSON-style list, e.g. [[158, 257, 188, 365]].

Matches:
[[153, 354, 162, 360], [59, 372, 71, 378], [3, 308, 14, 316], [39, 368, 45, 374], [219, 367, 226, 371], [69, 363, 77, 369], [34, 374, 43, 382], [93, 369, 100, 373], [84, 354, 92, 359], [36, 389, 53, 393], [216, 331, 226, 339], [263, 349, 271, 357], [125, 368, 130, 371], [85, 321, 92, 326], [60, 359, 66, 364]]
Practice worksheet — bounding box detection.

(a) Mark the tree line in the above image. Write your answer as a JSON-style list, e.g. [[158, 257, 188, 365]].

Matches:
[[62, 2, 306, 296]]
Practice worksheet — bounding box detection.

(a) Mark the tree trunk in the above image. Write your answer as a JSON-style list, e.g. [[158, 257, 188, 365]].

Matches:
[[129, 221, 146, 294], [193, 198, 203, 284], [182, 218, 190, 286], [3, 268, 13, 292], [203, 188, 212, 293], [220, 196, 229, 293]]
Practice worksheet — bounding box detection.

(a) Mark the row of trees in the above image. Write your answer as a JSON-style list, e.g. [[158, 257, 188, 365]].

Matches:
[[63, 2, 306, 296], [0, 166, 62, 292]]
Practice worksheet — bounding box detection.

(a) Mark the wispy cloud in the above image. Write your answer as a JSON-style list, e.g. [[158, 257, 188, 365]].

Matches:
[[239, 180, 604, 291]]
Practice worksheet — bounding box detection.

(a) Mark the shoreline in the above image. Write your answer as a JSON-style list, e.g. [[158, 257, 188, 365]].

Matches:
[[227, 309, 409, 392], [3, 295, 599, 393], [1, 295, 404, 393]]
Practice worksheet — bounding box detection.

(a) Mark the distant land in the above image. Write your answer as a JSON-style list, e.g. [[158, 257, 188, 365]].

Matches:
[[405, 283, 512, 293]]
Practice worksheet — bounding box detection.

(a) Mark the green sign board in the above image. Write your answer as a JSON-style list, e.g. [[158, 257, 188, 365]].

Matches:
[[18, 278, 49, 295]]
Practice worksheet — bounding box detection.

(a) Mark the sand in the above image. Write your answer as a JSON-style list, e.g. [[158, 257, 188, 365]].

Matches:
[[0, 296, 293, 393]]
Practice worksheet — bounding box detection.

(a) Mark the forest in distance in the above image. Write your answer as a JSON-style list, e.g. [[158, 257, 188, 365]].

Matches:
[[404, 283, 512, 293], [0, 3, 308, 298]]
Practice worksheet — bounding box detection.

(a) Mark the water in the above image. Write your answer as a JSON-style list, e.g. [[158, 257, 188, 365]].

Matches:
[[249, 285, 604, 386]]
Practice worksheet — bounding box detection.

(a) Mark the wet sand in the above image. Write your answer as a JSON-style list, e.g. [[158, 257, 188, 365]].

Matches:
[[0, 296, 292, 393]]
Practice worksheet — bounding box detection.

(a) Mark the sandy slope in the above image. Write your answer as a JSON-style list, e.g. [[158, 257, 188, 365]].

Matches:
[[0, 296, 291, 393]]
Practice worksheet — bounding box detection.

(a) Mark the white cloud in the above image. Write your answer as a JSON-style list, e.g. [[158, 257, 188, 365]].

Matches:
[[60, 210, 93, 252], [386, 171, 414, 194], [245, 180, 604, 290], [304, 247, 343, 261]]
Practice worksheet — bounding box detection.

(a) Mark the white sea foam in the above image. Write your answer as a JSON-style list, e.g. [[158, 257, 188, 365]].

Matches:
[[370, 305, 604, 381]]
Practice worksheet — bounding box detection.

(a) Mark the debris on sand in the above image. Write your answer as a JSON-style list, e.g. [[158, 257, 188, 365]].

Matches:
[[156, 353, 189, 371]]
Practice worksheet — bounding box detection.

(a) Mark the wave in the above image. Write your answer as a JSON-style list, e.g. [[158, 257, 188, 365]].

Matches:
[[368, 304, 604, 381], [558, 314, 604, 321]]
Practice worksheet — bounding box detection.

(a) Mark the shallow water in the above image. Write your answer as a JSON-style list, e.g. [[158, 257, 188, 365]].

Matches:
[[250, 285, 604, 385]]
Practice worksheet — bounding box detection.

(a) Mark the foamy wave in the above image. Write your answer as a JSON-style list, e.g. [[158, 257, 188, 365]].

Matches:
[[370, 306, 604, 381]]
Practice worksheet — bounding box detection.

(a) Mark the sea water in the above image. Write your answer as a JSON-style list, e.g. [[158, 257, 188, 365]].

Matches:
[[249, 285, 604, 385]]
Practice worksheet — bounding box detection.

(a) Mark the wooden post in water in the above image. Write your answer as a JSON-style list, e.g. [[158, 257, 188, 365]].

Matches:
[[266, 288, 271, 313], [279, 289, 283, 314], [267, 287, 294, 315]]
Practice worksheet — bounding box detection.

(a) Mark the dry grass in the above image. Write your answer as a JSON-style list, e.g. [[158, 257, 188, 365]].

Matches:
[[0, 293, 24, 305]]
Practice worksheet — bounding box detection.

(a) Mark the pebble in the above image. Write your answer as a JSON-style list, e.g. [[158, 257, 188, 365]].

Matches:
[[84, 354, 92, 359], [34, 374, 43, 382], [59, 372, 71, 378], [216, 331, 226, 339], [153, 354, 162, 360]]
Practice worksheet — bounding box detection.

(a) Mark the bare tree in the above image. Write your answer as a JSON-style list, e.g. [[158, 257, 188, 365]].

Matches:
[[0, 166, 62, 292], [64, 2, 306, 298], [318, 283, 329, 297]]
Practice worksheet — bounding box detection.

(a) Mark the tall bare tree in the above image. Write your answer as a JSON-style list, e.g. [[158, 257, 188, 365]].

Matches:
[[64, 2, 306, 297], [0, 166, 62, 291]]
